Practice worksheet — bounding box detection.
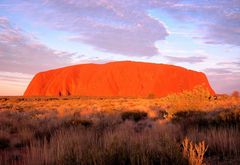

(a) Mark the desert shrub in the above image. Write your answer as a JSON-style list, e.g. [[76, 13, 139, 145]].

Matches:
[[15, 98, 25, 102], [62, 118, 93, 129], [202, 108, 240, 129], [172, 111, 206, 122], [161, 85, 212, 112], [172, 108, 240, 130], [215, 109, 240, 127], [172, 111, 208, 130], [0, 137, 10, 149], [0, 97, 8, 101], [157, 110, 168, 120], [14, 140, 27, 148], [77, 120, 93, 128], [149, 106, 168, 120], [121, 111, 148, 122]]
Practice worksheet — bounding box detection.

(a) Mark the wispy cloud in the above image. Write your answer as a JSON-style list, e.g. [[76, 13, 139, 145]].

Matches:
[[161, 0, 240, 46], [165, 55, 207, 64], [204, 67, 240, 93], [206, 72, 240, 93], [204, 68, 233, 74], [5, 0, 172, 56], [2, 0, 239, 55], [0, 17, 74, 74], [217, 61, 240, 67]]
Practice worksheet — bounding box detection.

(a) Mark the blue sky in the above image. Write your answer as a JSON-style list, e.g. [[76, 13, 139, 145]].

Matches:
[[0, 0, 239, 95]]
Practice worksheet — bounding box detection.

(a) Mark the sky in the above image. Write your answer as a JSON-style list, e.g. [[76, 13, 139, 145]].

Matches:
[[0, 0, 239, 96]]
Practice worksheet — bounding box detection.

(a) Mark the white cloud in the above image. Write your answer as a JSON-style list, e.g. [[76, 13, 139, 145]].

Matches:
[[165, 55, 207, 64], [0, 17, 74, 74], [3, 0, 171, 56]]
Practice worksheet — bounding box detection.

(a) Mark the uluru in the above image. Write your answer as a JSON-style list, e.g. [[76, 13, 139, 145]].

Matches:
[[24, 61, 215, 97]]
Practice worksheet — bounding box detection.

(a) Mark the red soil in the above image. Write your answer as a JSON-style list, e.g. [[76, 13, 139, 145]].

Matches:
[[24, 61, 215, 97]]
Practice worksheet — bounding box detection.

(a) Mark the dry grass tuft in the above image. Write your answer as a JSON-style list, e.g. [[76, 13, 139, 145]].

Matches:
[[182, 137, 208, 165]]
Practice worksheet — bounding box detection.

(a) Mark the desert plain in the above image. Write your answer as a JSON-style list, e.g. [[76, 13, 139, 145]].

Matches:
[[0, 87, 239, 165]]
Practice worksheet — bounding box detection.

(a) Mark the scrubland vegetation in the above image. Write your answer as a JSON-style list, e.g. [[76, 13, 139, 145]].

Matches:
[[0, 87, 239, 165]]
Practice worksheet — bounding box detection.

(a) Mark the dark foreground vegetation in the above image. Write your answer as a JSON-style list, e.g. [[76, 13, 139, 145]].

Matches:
[[0, 87, 239, 165]]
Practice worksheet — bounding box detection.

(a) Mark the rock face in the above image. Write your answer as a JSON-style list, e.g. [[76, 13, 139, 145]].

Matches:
[[24, 61, 215, 97]]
